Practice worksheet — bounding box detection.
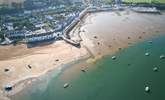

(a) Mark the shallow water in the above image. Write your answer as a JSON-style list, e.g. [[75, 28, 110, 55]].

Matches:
[[12, 35, 165, 100]]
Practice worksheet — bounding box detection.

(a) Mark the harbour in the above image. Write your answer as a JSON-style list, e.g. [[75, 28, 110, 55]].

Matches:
[[1, 1, 165, 100], [11, 35, 165, 100]]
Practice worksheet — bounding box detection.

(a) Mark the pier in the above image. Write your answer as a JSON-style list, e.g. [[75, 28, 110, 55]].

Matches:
[[62, 36, 80, 47], [62, 7, 113, 47]]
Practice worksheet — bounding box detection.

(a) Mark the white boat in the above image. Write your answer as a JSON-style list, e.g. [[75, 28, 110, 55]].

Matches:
[[145, 86, 150, 93], [153, 67, 158, 72], [145, 52, 150, 56], [160, 55, 165, 60], [112, 56, 116, 60], [63, 83, 69, 88]]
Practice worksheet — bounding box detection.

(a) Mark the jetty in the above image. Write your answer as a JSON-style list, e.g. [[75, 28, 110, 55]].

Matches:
[[62, 6, 163, 47], [62, 6, 114, 47], [62, 36, 80, 47]]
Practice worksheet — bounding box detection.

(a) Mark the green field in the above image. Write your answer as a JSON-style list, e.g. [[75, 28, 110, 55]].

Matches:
[[123, 0, 165, 3]]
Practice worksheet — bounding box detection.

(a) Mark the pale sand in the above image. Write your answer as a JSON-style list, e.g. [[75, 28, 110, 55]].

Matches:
[[0, 41, 89, 99], [1, 9, 165, 100]]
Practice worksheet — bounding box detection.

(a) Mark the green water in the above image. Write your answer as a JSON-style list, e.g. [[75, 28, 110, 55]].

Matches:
[[12, 35, 165, 100]]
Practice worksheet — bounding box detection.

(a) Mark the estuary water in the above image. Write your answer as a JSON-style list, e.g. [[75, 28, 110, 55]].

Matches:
[[12, 35, 165, 100]]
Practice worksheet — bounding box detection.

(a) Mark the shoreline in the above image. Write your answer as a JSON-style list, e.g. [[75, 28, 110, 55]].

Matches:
[[1, 50, 90, 100], [1, 9, 165, 100], [6, 34, 165, 100], [68, 9, 165, 65], [8, 53, 89, 95], [10, 34, 165, 100], [0, 41, 90, 100]]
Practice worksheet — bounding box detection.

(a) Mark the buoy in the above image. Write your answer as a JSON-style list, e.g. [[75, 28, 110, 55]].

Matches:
[[145, 52, 150, 56], [153, 67, 158, 72], [63, 83, 69, 88], [160, 55, 165, 60], [112, 56, 116, 60], [145, 86, 150, 93]]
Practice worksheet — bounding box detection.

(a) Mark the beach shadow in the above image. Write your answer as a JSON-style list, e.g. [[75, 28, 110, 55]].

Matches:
[[27, 39, 56, 48]]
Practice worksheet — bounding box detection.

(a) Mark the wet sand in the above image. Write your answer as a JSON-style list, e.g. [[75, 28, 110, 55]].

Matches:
[[74, 10, 165, 62], [0, 41, 89, 99], [1, 9, 165, 100]]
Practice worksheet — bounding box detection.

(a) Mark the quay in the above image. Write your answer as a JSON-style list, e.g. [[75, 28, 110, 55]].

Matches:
[[62, 6, 113, 47]]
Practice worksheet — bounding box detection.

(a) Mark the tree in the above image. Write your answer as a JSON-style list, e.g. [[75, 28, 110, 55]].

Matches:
[[0, 32, 5, 40], [151, 0, 159, 3]]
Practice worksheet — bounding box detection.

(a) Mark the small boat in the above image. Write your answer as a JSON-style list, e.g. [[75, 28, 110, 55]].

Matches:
[[145, 52, 150, 56], [63, 83, 69, 88], [5, 85, 12, 91], [112, 56, 116, 60], [148, 41, 153, 44], [4, 68, 9, 72], [81, 68, 86, 72], [153, 67, 158, 72], [28, 65, 32, 69], [145, 86, 150, 93], [160, 55, 165, 60]]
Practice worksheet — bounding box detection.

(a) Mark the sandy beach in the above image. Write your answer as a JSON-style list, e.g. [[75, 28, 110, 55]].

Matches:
[[0, 41, 89, 99], [1, 9, 165, 100]]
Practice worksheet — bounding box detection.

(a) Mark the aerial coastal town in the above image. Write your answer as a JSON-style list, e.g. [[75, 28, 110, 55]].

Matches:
[[0, 0, 165, 100], [1, 0, 163, 46], [0, 0, 113, 46], [0, 0, 85, 45]]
